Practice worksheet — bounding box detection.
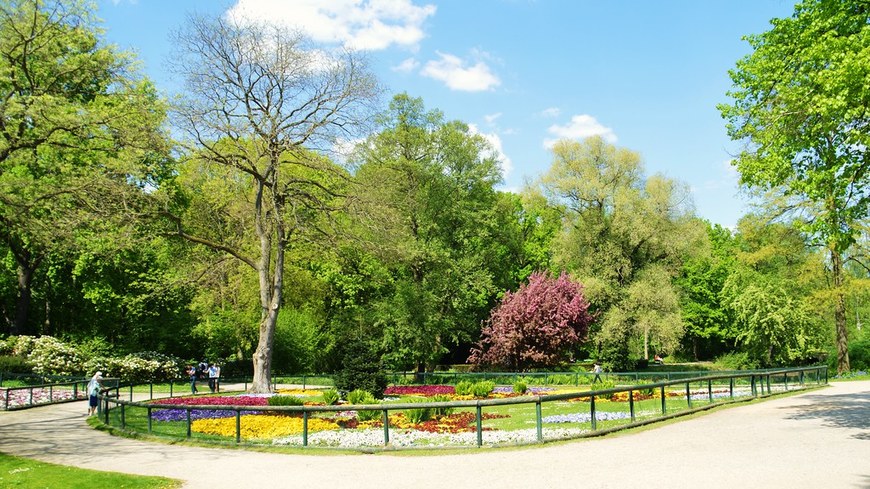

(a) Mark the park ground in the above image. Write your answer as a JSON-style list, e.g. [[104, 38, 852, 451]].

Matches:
[[0, 380, 868, 489]]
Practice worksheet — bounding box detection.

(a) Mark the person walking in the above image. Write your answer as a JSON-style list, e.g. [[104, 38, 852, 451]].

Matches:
[[86, 372, 103, 416], [208, 363, 219, 393], [187, 365, 198, 395], [592, 362, 603, 384]]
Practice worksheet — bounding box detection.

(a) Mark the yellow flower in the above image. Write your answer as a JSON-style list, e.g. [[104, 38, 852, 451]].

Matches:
[[191, 415, 339, 440]]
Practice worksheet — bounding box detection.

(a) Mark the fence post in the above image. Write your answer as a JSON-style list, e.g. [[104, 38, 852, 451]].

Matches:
[[476, 404, 483, 447], [629, 390, 635, 422], [149, 383, 153, 401], [382, 409, 390, 446], [121, 403, 126, 429], [590, 396, 597, 430], [535, 399, 542, 442], [234, 410, 241, 444], [303, 411, 309, 447], [170, 381, 173, 398], [147, 407, 152, 434], [660, 385, 666, 415], [4, 388, 8, 410], [707, 380, 713, 403], [729, 378, 734, 399], [767, 374, 771, 394], [186, 409, 191, 438], [686, 382, 692, 409]]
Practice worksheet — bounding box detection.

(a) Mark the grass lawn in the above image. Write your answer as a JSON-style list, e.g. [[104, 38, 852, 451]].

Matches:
[[0, 452, 180, 489]]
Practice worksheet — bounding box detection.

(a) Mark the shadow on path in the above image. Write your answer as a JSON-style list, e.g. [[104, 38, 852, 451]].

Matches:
[[781, 388, 870, 440]]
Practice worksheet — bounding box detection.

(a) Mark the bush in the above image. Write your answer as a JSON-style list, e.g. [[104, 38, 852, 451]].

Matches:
[[333, 340, 387, 398], [848, 339, 870, 372], [590, 378, 616, 390], [268, 395, 304, 406], [454, 380, 474, 396], [0, 355, 32, 373], [471, 380, 495, 397], [512, 381, 528, 394], [714, 352, 760, 370], [430, 394, 454, 416], [347, 389, 379, 421], [322, 388, 340, 406], [403, 397, 432, 423]]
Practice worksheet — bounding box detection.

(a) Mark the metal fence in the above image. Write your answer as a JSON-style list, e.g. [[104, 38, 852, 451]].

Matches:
[[94, 365, 826, 450]]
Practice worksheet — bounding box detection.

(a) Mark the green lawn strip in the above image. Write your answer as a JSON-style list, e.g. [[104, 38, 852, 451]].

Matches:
[[0, 452, 181, 489]]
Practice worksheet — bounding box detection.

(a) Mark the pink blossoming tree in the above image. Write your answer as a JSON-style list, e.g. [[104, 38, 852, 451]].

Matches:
[[468, 272, 594, 370]]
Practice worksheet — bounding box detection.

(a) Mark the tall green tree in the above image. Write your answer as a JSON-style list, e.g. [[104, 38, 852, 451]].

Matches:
[[719, 0, 870, 373], [165, 14, 379, 392], [540, 136, 705, 366], [676, 223, 737, 360], [0, 0, 167, 335], [351, 94, 506, 372]]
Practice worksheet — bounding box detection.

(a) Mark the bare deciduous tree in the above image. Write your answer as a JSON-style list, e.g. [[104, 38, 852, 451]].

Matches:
[[167, 14, 380, 392]]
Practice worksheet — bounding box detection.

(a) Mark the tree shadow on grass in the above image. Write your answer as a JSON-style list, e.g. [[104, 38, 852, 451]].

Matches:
[[782, 391, 870, 440]]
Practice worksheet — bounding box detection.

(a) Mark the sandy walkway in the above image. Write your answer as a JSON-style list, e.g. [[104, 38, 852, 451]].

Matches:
[[1, 381, 868, 489]]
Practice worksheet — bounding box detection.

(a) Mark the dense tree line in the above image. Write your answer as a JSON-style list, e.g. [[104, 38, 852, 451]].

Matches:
[[0, 0, 868, 380]]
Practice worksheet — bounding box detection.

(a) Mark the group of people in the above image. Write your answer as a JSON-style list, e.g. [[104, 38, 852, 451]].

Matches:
[[186, 361, 221, 395]]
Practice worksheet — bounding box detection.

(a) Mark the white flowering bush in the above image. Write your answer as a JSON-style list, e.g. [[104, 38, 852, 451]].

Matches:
[[0, 335, 184, 383], [4, 335, 37, 356], [83, 352, 184, 383], [27, 336, 82, 376]]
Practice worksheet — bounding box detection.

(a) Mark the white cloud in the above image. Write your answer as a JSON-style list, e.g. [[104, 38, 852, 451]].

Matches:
[[226, 0, 436, 51], [420, 51, 501, 92], [392, 57, 420, 73], [543, 114, 617, 148], [469, 124, 512, 178], [540, 107, 560, 118], [484, 112, 502, 125]]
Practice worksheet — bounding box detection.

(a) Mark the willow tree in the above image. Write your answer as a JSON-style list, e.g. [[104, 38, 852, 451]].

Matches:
[[540, 137, 705, 366], [719, 0, 870, 373], [167, 14, 379, 392]]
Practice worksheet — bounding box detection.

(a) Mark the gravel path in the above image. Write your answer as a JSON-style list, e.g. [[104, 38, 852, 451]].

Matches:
[[1, 381, 868, 489]]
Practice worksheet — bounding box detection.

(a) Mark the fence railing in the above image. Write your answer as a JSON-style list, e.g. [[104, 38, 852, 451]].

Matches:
[[95, 365, 826, 450]]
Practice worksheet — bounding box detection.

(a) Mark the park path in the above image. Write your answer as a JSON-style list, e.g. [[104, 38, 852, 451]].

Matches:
[[1, 381, 868, 489]]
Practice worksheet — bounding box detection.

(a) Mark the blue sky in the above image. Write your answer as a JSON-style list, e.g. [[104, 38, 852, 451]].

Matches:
[[95, 0, 797, 228]]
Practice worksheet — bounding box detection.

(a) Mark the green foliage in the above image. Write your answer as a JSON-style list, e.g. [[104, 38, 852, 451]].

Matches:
[[454, 380, 474, 396], [430, 394, 454, 416], [846, 340, 870, 371], [346, 389, 376, 405], [351, 93, 512, 372], [347, 389, 380, 421], [271, 307, 323, 375], [590, 378, 616, 390], [719, 0, 870, 374], [714, 352, 761, 371], [0, 355, 31, 373], [540, 136, 705, 363], [332, 339, 387, 397], [267, 395, 304, 407], [470, 380, 495, 397], [403, 397, 433, 424], [321, 388, 340, 406], [512, 381, 528, 394]]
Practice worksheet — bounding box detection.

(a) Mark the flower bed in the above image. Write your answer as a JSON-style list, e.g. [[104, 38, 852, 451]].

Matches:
[[383, 385, 455, 396], [1, 387, 83, 409], [192, 414, 340, 439], [148, 394, 269, 421]]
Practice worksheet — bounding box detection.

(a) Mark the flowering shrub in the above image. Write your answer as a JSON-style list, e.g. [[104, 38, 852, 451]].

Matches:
[[192, 414, 339, 439], [28, 336, 81, 376], [383, 385, 455, 396]]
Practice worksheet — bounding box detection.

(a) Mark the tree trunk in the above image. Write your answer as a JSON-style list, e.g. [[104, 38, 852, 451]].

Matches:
[[248, 177, 285, 393], [831, 248, 850, 374], [12, 259, 37, 336]]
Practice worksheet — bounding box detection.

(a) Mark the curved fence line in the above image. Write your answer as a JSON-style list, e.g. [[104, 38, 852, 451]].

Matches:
[[93, 366, 827, 450]]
